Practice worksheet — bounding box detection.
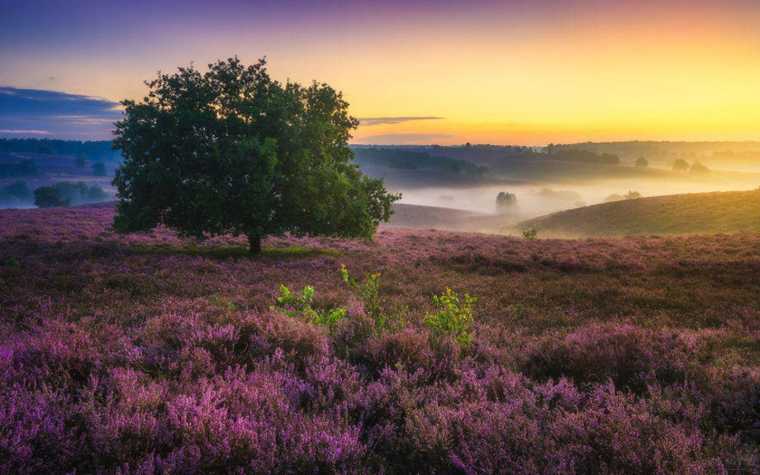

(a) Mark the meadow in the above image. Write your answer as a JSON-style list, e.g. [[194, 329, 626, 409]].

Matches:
[[518, 189, 760, 237], [1, 204, 759, 473]]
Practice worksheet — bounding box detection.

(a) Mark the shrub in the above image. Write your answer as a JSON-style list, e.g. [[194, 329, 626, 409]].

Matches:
[[423, 288, 476, 348], [34, 186, 69, 208], [275, 284, 347, 328], [340, 264, 405, 333], [521, 227, 538, 240]]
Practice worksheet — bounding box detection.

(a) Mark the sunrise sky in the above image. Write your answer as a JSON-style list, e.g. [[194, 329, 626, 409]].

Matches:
[[1, 0, 759, 144]]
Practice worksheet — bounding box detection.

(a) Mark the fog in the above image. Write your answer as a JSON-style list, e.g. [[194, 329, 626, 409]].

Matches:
[[396, 178, 760, 220]]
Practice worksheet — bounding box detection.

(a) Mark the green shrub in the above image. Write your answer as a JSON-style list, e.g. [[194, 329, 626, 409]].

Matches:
[[340, 264, 405, 333], [424, 288, 476, 348], [275, 284, 347, 328], [522, 228, 538, 240]]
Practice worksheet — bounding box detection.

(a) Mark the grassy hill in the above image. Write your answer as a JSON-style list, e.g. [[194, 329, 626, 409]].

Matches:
[[1, 205, 758, 472], [518, 189, 760, 237]]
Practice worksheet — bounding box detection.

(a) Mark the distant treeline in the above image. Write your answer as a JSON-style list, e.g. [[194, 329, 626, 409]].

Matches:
[[562, 141, 760, 162], [353, 148, 486, 176], [0, 139, 121, 160], [0, 179, 109, 207], [545, 144, 621, 165]]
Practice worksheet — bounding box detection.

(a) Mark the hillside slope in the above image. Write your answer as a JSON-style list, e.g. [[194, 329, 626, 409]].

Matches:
[[518, 189, 760, 237], [1, 206, 759, 472]]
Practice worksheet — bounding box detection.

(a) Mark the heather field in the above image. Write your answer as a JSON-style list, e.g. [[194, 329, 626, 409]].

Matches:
[[1, 204, 759, 473]]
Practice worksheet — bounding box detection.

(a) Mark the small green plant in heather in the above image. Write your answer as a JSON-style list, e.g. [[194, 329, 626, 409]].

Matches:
[[275, 284, 347, 327], [424, 287, 477, 348], [522, 227, 538, 240], [340, 264, 405, 333]]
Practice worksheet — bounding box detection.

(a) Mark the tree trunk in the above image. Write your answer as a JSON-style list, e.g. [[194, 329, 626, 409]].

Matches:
[[248, 234, 262, 255]]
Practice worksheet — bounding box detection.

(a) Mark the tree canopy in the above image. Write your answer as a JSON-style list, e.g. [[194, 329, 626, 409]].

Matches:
[[113, 57, 399, 253]]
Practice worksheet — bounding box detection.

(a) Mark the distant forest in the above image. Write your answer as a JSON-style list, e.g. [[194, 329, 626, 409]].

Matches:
[[0, 139, 120, 160]]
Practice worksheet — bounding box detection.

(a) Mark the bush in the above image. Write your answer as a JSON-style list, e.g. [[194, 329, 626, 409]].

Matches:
[[423, 288, 476, 348], [340, 264, 405, 333], [521, 227, 538, 240], [275, 284, 347, 328], [34, 186, 69, 208], [33, 182, 109, 208]]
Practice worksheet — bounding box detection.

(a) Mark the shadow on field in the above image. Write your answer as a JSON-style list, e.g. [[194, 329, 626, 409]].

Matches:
[[128, 243, 341, 260]]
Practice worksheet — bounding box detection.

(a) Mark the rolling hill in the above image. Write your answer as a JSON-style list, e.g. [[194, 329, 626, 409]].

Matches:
[[517, 189, 760, 237]]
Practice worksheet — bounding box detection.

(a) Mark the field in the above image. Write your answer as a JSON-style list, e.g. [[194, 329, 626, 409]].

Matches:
[[518, 189, 760, 237], [1, 204, 759, 473]]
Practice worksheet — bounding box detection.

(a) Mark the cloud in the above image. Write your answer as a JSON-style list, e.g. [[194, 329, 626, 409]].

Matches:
[[0, 129, 50, 135], [357, 116, 444, 126], [0, 87, 121, 140], [354, 133, 455, 145]]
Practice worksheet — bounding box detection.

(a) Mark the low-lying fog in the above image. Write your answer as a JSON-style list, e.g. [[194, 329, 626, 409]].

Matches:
[[394, 178, 759, 222]]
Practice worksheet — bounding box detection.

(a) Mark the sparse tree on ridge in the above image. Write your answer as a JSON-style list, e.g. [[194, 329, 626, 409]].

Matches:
[[672, 159, 689, 172], [113, 57, 400, 254], [635, 157, 648, 168]]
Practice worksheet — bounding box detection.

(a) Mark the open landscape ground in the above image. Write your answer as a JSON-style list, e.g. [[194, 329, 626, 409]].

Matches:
[[518, 189, 760, 237], [1, 204, 758, 473]]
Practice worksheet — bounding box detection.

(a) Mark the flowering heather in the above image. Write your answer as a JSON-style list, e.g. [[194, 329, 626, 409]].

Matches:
[[0, 204, 759, 473]]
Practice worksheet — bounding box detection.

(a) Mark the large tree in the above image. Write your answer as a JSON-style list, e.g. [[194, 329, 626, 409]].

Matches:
[[113, 57, 399, 253]]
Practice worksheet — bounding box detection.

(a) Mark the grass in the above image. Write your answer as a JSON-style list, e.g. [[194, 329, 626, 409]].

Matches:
[[130, 243, 342, 259], [517, 189, 760, 237]]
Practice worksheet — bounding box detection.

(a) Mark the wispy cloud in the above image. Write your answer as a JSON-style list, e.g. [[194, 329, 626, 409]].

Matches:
[[357, 116, 444, 126], [354, 133, 455, 145], [0, 129, 50, 135], [0, 87, 121, 140]]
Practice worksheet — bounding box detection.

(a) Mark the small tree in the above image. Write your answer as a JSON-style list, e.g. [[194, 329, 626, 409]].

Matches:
[[495, 191, 517, 212], [690, 161, 710, 174], [672, 159, 689, 172], [113, 57, 400, 254], [34, 186, 69, 208], [635, 157, 648, 168], [624, 190, 642, 200]]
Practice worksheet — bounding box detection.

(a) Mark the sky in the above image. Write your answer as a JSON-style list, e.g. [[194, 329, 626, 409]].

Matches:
[[1, 0, 759, 144]]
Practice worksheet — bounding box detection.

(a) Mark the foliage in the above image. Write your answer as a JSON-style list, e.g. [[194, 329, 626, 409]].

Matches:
[[673, 158, 690, 172], [340, 264, 405, 333], [33, 186, 68, 207], [635, 156, 648, 168], [423, 287, 477, 348], [495, 191, 517, 212], [0, 138, 120, 160], [276, 284, 347, 327], [521, 227, 538, 240], [33, 181, 108, 208], [113, 57, 399, 254], [624, 190, 642, 200]]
